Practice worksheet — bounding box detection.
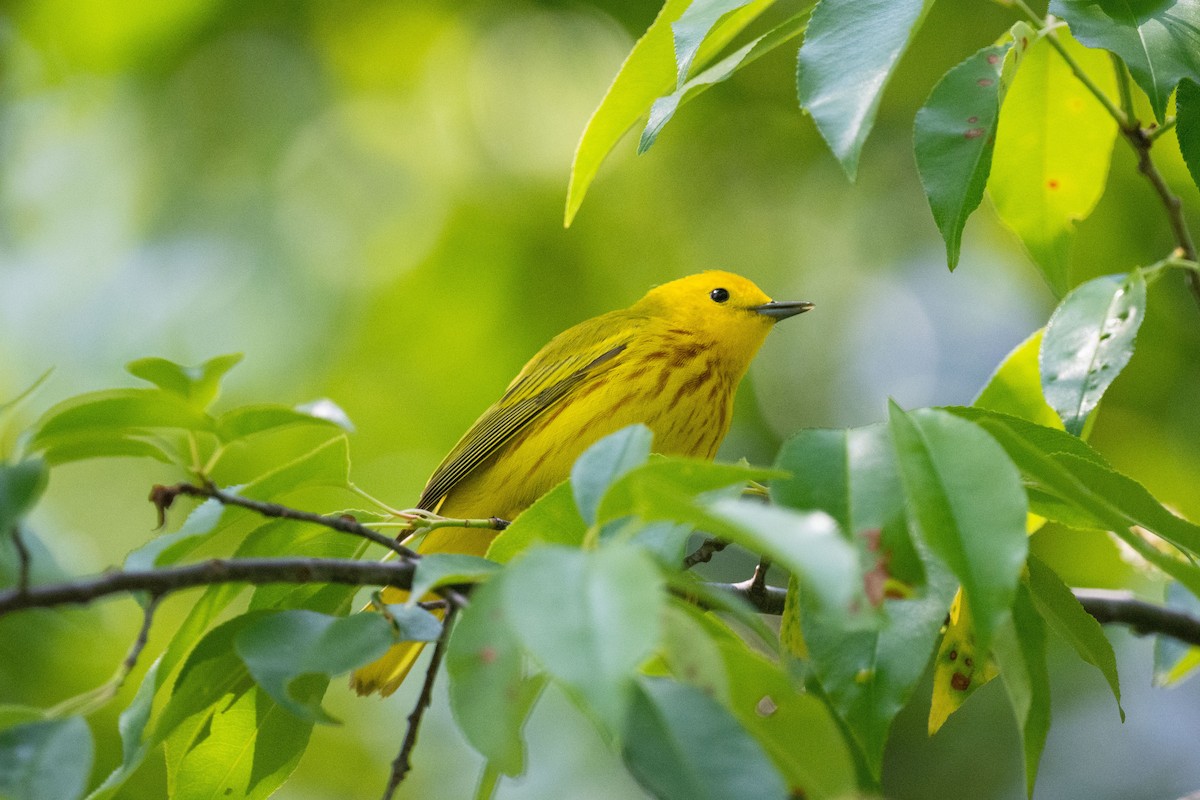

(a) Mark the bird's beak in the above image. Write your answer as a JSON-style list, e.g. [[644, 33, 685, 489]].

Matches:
[[750, 300, 814, 321]]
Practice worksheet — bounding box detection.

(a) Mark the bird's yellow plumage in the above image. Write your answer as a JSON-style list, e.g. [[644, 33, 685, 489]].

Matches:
[[351, 270, 811, 696]]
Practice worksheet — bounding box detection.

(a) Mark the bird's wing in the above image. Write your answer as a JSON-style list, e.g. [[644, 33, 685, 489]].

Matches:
[[416, 312, 639, 511]]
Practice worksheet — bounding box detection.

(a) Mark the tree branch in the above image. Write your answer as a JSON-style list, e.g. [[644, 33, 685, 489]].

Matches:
[[0, 557, 416, 616], [382, 605, 458, 800], [10, 525, 31, 594], [682, 537, 727, 569]]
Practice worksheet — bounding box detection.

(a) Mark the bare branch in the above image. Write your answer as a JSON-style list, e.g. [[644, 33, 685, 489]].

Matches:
[[382, 605, 458, 800], [682, 537, 727, 569], [1074, 589, 1200, 648], [0, 557, 416, 617]]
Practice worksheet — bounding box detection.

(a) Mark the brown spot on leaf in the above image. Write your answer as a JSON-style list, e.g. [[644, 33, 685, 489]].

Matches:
[[480, 646, 498, 665], [756, 695, 778, 717], [1047, 179, 1059, 190], [977, 77, 994, 87], [964, 127, 986, 139], [987, 54, 1000, 65], [951, 672, 971, 691]]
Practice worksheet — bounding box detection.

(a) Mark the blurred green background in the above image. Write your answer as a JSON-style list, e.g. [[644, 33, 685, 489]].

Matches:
[[2, 1, 1199, 798]]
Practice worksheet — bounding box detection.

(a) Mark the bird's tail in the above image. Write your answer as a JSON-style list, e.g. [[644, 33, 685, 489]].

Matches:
[[349, 585, 435, 696]]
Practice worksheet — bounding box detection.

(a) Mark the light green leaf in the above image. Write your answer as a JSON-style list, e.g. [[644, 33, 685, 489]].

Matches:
[[1040, 272, 1146, 436], [1153, 581, 1200, 686], [1026, 555, 1122, 718], [126, 353, 243, 410], [235, 610, 398, 723], [993, 583, 1051, 798], [797, 0, 933, 180], [973, 329, 1063, 429], [671, 0, 756, 85], [0, 717, 93, 800], [486, 480, 587, 563], [124, 496, 226, 572], [503, 544, 663, 732], [915, 43, 1011, 268], [86, 659, 162, 800], [657, 602, 730, 702], [597, 457, 781, 525], [408, 553, 500, 603], [0, 369, 52, 422], [1178, 78, 1200, 189], [1050, 0, 1200, 121], [888, 404, 1028, 651], [571, 424, 653, 525], [447, 575, 545, 776], [215, 404, 345, 443], [989, 30, 1118, 295], [621, 677, 786, 800], [641, 12, 808, 153], [565, 0, 772, 225]]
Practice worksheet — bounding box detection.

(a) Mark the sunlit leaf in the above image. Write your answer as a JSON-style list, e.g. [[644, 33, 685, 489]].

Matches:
[[670, 0, 756, 86], [503, 544, 662, 732], [1026, 555, 1122, 718], [487, 480, 586, 563], [447, 576, 545, 776], [126, 353, 243, 410], [1041, 272, 1146, 436], [85, 659, 162, 800], [973, 329, 1062, 429], [215, 404, 346, 443], [571, 424, 652, 525], [797, 0, 933, 180], [929, 589, 999, 734], [1050, 0, 1200, 121], [0, 717, 93, 800], [993, 583, 1051, 798], [640, 12, 808, 153], [888, 404, 1028, 651], [914, 42, 1011, 269], [621, 677, 787, 800], [989, 30, 1118, 295]]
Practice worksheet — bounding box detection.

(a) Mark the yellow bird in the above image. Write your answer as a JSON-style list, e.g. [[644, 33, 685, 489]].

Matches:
[[351, 270, 812, 696]]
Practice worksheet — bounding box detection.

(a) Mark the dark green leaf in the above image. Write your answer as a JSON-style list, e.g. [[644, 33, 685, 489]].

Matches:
[[0, 717, 93, 800], [1051, 0, 1200, 121], [1026, 555, 1122, 718], [641, 12, 808, 153], [0, 460, 47, 536], [126, 353, 243, 410], [622, 677, 786, 800], [1041, 272, 1146, 436], [486, 480, 587, 563], [797, 0, 933, 180], [447, 576, 545, 775], [1178, 78, 1200, 189], [571, 424, 652, 525], [888, 404, 1028, 651], [914, 43, 1011, 268], [993, 583, 1051, 798], [503, 544, 663, 732], [235, 610, 398, 723], [408, 553, 500, 603]]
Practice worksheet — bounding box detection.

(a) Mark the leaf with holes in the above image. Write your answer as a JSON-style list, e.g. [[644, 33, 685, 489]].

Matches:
[[1040, 272, 1146, 436]]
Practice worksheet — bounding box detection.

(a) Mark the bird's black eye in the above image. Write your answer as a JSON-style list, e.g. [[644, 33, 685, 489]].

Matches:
[[710, 287, 730, 304]]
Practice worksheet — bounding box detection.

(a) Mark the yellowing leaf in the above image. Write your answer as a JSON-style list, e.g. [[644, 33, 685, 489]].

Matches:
[[928, 589, 998, 734]]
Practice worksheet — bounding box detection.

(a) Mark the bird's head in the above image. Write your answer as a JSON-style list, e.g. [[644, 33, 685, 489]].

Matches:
[[636, 270, 812, 365]]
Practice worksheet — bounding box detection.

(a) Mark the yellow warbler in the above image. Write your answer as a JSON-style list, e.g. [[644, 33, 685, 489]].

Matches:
[[352, 271, 811, 696]]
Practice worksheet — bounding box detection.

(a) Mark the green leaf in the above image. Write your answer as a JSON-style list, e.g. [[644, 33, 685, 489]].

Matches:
[[0, 460, 47, 536], [408, 553, 501, 603], [1040, 272, 1146, 436], [640, 12, 808, 153], [215, 404, 346, 442], [771, 424, 904, 535], [597, 457, 781, 525], [503, 544, 663, 732], [797, 0, 933, 180], [1026, 555, 1122, 718], [486, 480, 587, 563], [1153, 581, 1200, 686], [914, 43, 1011, 269], [86, 660, 162, 800], [1178, 78, 1200, 189], [571, 424, 653, 525], [993, 583, 1051, 798], [447, 575, 545, 776], [172, 684, 317, 800], [1051, 0, 1200, 121], [670, 0, 756, 85], [989, 30, 1118, 295], [716, 641, 858, 799], [126, 353, 243, 410], [0, 369, 52, 421], [124, 496, 226, 572], [657, 601, 733, 702], [235, 610, 398, 723], [888, 404, 1028, 651], [0, 717, 93, 800], [973, 329, 1063, 429], [664, 571, 780, 650], [31, 388, 213, 464], [564, 0, 772, 225], [621, 677, 786, 800]]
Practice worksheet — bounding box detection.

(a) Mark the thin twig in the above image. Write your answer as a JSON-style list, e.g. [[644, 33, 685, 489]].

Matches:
[[10, 525, 31, 594], [120, 593, 162, 684], [682, 537, 727, 569], [1074, 589, 1200, 647], [382, 605, 458, 800], [0, 557, 417, 616]]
